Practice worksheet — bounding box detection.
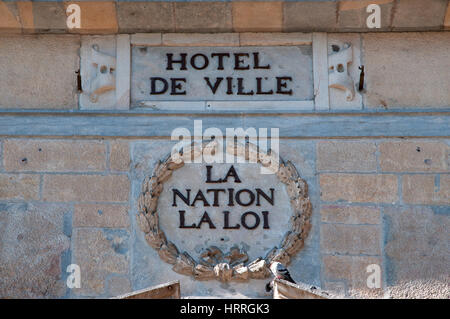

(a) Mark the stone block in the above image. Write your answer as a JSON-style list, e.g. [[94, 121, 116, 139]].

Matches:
[[320, 174, 398, 203], [338, 0, 394, 31], [0, 174, 40, 200], [65, 1, 118, 34], [402, 174, 449, 204], [445, 2, 450, 29], [232, 2, 282, 32], [174, 2, 232, 33], [321, 224, 381, 255], [118, 2, 174, 33], [363, 32, 450, 108], [0, 203, 70, 298], [110, 140, 130, 172], [42, 174, 129, 202], [321, 205, 381, 225], [73, 228, 129, 296], [17, 1, 34, 34], [393, 0, 447, 30], [73, 204, 130, 228], [32, 2, 66, 33], [384, 207, 450, 298], [0, 35, 80, 109], [0, 1, 21, 34], [323, 255, 383, 297], [3, 139, 106, 172], [107, 276, 132, 297], [379, 141, 449, 172], [284, 1, 337, 32], [317, 141, 377, 172]]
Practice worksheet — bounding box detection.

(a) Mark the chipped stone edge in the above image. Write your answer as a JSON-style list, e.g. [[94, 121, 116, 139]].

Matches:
[[136, 140, 313, 282]]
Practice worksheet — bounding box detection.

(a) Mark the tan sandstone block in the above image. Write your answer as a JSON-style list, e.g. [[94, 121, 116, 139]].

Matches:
[[402, 174, 449, 204], [232, 2, 282, 32], [323, 255, 383, 297], [0, 174, 40, 200], [392, 0, 447, 30], [118, 2, 174, 33], [363, 32, 450, 108], [43, 174, 129, 202], [321, 205, 381, 225], [3, 139, 106, 172], [0, 35, 80, 109], [17, 1, 34, 33], [73, 228, 128, 296], [379, 141, 449, 172], [0, 1, 21, 34], [321, 224, 381, 255], [174, 2, 232, 32], [320, 174, 398, 203], [284, 1, 337, 32], [317, 141, 377, 172], [73, 204, 130, 228], [384, 206, 450, 299], [110, 141, 130, 172], [445, 2, 450, 29], [65, 2, 118, 34]]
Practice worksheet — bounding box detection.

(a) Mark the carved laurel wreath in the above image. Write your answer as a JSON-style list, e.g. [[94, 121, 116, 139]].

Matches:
[[137, 141, 312, 282]]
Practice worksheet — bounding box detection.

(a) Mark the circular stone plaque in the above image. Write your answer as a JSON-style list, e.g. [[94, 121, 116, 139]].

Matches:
[[137, 142, 312, 282]]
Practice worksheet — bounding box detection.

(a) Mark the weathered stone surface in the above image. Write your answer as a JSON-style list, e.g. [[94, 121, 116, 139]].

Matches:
[[323, 255, 383, 298], [73, 204, 130, 228], [0, 203, 70, 298], [0, 174, 40, 200], [363, 32, 450, 108], [66, 1, 118, 34], [392, 0, 448, 30], [118, 2, 174, 33], [320, 174, 398, 203], [110, 140, 130, 171], [321, 205, 381, 225], [17, 1, 34, 34], [379, 141, 449, 172], [338, 0, 394, 31], [321, 224, 381, 255], [73, 228, 129, 296], [317, 141, 377, 172], [384, 207, 450, 298], [3, 139, 106, 172], [239, 32, 312, 46], [0, 1, 21, 33], [0, 35, 80, 109], [42, 174, 130, 202], [445, 2, 450, 29], [174, 2, 232, 32], [162, 33, 239, 47], [402, 174, 449, 205], [107, 276, 132, 297], [284, 1, 337, 32], [232, 2, 282, 32], [32, 2, 66, 33]]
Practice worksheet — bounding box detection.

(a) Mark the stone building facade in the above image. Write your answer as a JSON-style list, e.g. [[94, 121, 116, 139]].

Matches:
[[0, 0, 449, 299]]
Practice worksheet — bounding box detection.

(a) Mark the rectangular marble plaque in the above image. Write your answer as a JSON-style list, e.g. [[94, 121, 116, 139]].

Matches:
[[131, 46, 313, 105]]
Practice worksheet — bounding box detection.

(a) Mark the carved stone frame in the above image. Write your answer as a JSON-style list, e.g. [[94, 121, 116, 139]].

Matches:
[[137, 141, 312, 282]]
